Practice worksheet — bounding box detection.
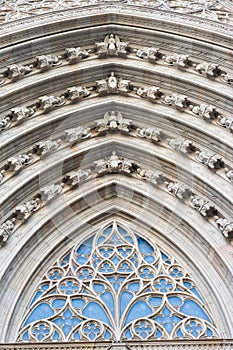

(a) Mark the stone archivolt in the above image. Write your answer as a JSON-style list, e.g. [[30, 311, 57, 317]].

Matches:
[[0, 2, 233, 346]]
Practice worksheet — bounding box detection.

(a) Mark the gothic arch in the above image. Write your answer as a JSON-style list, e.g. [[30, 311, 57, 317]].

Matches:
[[0, 0, 233, 347]]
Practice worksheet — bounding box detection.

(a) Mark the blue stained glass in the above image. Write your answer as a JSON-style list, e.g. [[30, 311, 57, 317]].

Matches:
[[180, 300, 211, 322], [207, 328, 213, 337], [125, 301, 152, 326], [53, 331, 60, 340], [125, 329, 133, 339], [148, 297, 162, 307], [30, 291, 42, 305], [93, 283, 105, 293], [137, 237, 154, 254], [77, 237, 93, 254], [144, 255, 155, 263], [24, 303, 54, 326], [104, 330, 111, 339], [73, 331, 80, 340], [101, 292, 115, 317], [128, 282, 140, 292], [18, 221, 217, 342], [22, 331, 29, 341], [52, 299, 66, 309], [120, 291, 133, 316], [71, 298, 85, 309], [168, 296, 182, 307], [82, 302, 111, 326], [77, 256, 87, 265]]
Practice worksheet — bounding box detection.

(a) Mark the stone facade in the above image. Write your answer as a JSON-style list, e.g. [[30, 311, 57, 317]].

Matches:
[[0, 0, 233, 348]]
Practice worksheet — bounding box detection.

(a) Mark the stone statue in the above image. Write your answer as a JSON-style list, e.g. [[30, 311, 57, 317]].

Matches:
[[166, 182, 192, 200], [0, 116, 11, 131], [0, 170, 5, 184], [0, 220, 15, 245], [66, 86, 91, 101], [215, 217, 233, 238], [63, 169, 92, 186], [94, 151, 136, 175], [162, 94, 191, 111], [63, 127, 91, 146], [33, 139, 61, 157], [168, 139, 196, 154], [40, 184, 63, 202], [35, 55, 61, 71], [4, 153, 34, 173], [165, 54, 192, 70], [195, 151, 224, 170], [194, 62, 223, 79], [37, 95, 65, 111], [96, 111, 133, 133], [137, 127, 164, 143], [96, 73, 131, 95], [217, 116, 233, 132], [65, 47, 89, 63], [225, 168, 233, 182], [137, 168, 165, 185], [13, 197, 42, 221], [136, 86, 162, 101], [136, 47, 162, 62], [10, 106, 35, 124], [192, 104, 219, 121], [96, 34, 129, 57], [190, 195, 217, 218], [5, 64, 31, 81], [220, 73, 233, 84]]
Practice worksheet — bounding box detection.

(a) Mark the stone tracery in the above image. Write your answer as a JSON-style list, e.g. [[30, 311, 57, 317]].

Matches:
[[17, 221, 219, 342]]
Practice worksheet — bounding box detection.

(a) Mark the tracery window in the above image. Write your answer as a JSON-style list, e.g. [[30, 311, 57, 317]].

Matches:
[[18, 221, 218, 342]]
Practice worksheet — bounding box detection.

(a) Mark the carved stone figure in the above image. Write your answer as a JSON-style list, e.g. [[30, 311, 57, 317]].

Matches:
[[33, 139, 61, 156], [0, 116, 11, 131], [162, 94, 191, 111], [220, 73, 233, 84], [63, 169, 92, 186], [136, 47, 162, 62], [136, 86, 162, 101], [168, 139, 196, 154], [192, 104, 219, 121], [65, 47, 89, 63], [165, 54, 192, 70], [40, 184, 63, 202], [10, 106, 35, 124], [215, 217, 233, 238], [4, 153, 33, 173], [137, 127, 164, 143], [96, 34, 129, 57], [137, 169, 165, 185], [96, 111, 133, 133], [66, 86, 91, 101], [195, 151, 224, 170], [94, 151, 136, 175], [0, 170, 5, 184], [218, 116, 233, 132], [0, 220, 15, 244], [5, 64, 31, 81], [35, 55, 61, 71], [13, 197, 42, 221], [37, 95, 65, 111], [194, 62, 223, 79], [96, 73, 131, 95], [166, 182, 192, 200], [225, 168, 233, 182], [190, 195, 217, 218], [63, 127, 91, 146]]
